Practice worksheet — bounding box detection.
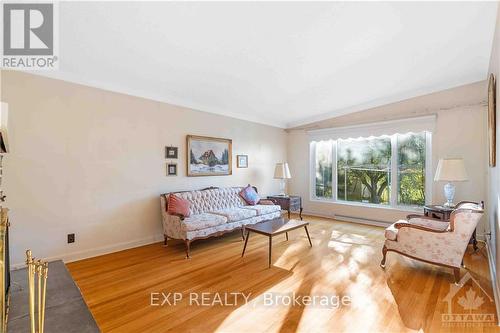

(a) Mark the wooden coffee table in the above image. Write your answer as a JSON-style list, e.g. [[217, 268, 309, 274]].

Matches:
[[241, 217, 312, 268]]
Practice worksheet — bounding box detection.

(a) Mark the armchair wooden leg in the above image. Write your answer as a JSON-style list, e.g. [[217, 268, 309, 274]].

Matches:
[[453, 267, 461, 284], [241, 228, 246, 240], [163, 235, 168, 247], [380, 245, 388, 269], [185, 240, 191, 259]]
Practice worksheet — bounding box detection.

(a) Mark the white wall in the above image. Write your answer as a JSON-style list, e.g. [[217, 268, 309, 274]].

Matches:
[[287, 81, 488, 229], [0, 71, 287, 267], [0, 71, 491, 270], [487, 4, 500, 302]]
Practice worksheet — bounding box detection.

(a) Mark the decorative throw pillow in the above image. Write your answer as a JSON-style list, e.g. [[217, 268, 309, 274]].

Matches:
[[167, 194, 190, 217], [239, 185, 260, 206]]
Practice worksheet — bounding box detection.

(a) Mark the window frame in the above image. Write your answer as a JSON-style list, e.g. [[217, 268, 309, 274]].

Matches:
[[310, 132, 432, 211]]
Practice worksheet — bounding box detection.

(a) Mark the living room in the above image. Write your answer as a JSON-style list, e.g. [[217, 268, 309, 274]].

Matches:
[[0, 1, 499, 332]]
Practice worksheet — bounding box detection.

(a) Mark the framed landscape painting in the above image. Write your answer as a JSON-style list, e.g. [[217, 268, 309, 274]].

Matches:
[[187, 135, 232, 176]]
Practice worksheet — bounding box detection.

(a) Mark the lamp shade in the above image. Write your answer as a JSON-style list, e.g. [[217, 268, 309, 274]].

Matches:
[[274, 163, 291, 179], [434, 158, 468, 182]]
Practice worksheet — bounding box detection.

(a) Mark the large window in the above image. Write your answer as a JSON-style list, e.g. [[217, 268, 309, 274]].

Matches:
[[312, 131, 430, 209], [337, 136, 392, 205], [397, 133, 426, 206], [315, 140, 333, 198]]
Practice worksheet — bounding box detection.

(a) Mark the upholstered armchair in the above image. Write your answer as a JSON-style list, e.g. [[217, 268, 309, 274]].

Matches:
[[381, 201, 484, 283]]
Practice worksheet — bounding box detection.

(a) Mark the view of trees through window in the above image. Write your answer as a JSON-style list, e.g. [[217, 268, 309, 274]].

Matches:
[[397, 133, 426, 206], [315, 140, 333, 198], [314, 132, 427, 207], [338, 136, 392, 205]]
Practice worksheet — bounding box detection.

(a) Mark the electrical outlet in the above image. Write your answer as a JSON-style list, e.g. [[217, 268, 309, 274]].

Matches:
[[67, 233, 75, 244]]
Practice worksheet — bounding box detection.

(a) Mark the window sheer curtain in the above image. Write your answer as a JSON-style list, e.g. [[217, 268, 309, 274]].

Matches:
[[307, 115, 436, 142], [308, 115, 436, 208]]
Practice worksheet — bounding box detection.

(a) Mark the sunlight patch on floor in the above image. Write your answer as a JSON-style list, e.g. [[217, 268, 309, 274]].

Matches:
[[351, 245, 375, 264], [320, 253, 344, 270], [346, 271, 381, 331], [273, 239, 311, 269], [328, 241, 352, 253]]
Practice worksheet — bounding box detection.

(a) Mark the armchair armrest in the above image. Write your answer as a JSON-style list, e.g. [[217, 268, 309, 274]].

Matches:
[[406, 214, 442, 221], [394, 222, 450, 233]]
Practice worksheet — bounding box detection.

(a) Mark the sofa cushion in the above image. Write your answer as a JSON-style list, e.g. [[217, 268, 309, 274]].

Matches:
[[210, 207, 257, 222], [239, 185, 260, 205], [407, 217, 450, 230], [171, 187, 247, 215], [242, 204, 281, 216], [182, 213, 228, 232], [167, 194, 191, 217]]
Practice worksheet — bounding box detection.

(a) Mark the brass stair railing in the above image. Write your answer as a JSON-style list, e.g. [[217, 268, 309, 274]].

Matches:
[[25, 250, 48, 333]]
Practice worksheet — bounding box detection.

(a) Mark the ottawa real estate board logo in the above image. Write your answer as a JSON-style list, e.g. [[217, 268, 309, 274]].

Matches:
[[442, 272, 496, 328], [1, 2, 59, 70]]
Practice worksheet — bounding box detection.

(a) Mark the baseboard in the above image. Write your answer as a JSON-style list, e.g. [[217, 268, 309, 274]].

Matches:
[[302, 210, 392, 228], [334, 214, 393, 228], [301, 210, 335, 220], [11, 233, 164, 270], [485, 238, 500, 326]]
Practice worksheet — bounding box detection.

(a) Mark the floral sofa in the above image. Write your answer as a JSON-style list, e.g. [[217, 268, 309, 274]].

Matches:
[[160, 186, 281, 258]]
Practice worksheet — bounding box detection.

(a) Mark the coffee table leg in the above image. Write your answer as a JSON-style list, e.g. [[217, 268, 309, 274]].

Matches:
[[268, 236, 272, 268], [285, 232, 288, 241], [242, 231, 250, 257], [304, 226, 312, 247]]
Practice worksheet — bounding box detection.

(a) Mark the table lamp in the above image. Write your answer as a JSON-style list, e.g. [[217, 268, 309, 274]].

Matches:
[[434, 158, 468, 207], [274, 163, 291, 196]]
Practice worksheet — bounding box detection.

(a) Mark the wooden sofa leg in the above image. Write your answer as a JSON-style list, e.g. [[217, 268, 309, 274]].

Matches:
[[241, 228, 246, 240], [185, 240, 191, 259], [453, 267, 461, 284], [380, 245, 388, 269], [163, 235, 168, 247]]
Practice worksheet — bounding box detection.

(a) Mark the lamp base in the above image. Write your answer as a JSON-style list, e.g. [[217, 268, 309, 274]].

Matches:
[[279, 179, 286, 196], [443, 182, 455, 208]]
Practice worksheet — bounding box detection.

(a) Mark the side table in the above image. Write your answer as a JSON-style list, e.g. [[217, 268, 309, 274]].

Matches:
[[267, 195, 303, 220]]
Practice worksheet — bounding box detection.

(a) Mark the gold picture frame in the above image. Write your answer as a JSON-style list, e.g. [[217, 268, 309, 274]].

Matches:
[[187, 135, 232, 176], [488, 73, 496, 167]]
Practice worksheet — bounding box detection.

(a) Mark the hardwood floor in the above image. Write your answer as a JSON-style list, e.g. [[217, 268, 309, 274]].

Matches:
[[67, 215, 499, 333]]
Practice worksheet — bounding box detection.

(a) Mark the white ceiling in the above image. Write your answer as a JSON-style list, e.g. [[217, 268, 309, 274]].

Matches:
[[38, 1, 497, 128]]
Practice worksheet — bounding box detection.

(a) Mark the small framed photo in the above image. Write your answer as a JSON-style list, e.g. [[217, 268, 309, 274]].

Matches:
[[167, 163, 177, 176], [166, 146, 178, 159], [237, 155, 248, 168]]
